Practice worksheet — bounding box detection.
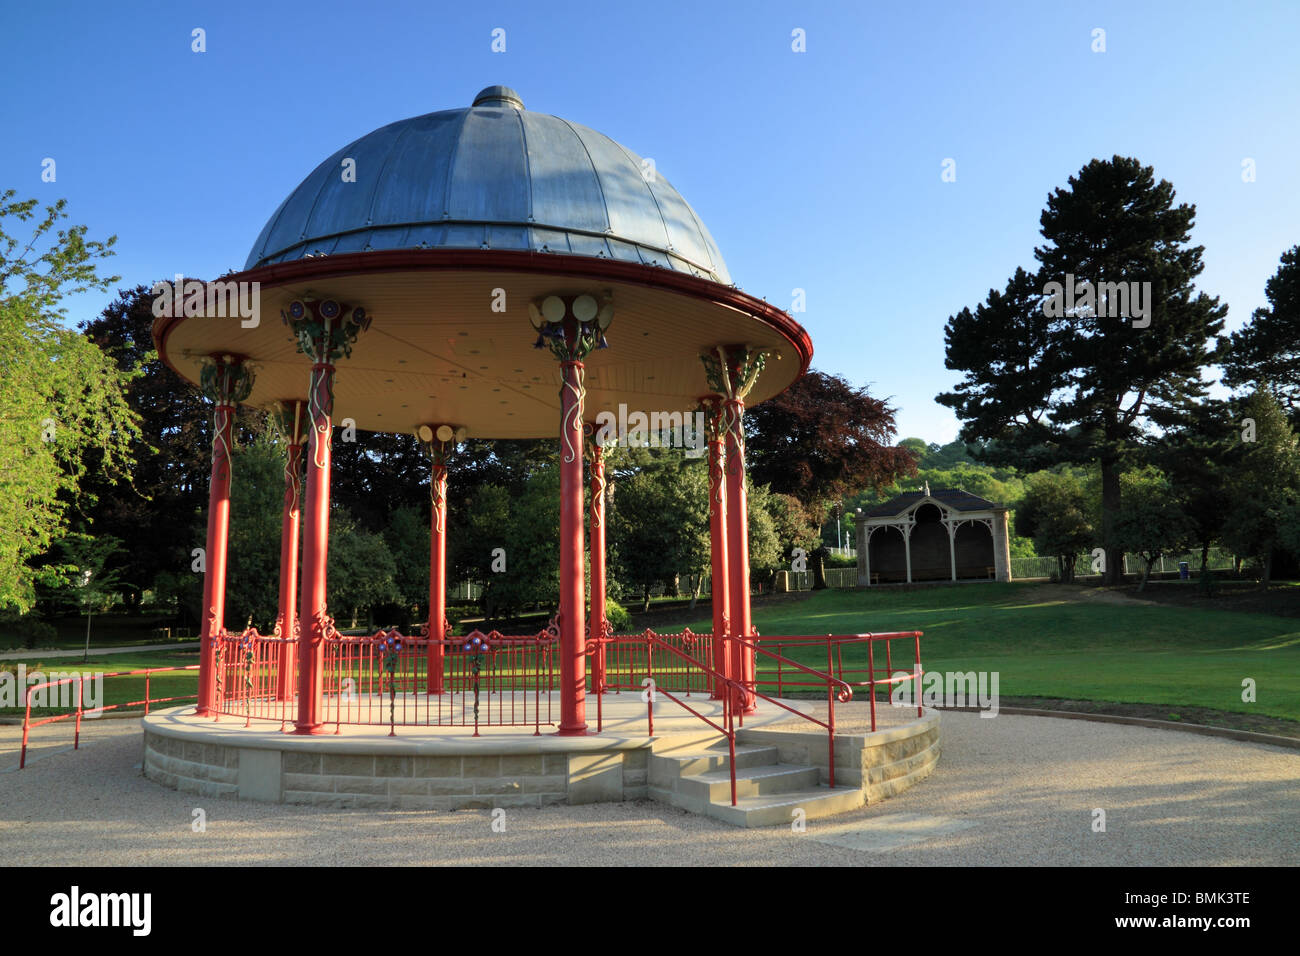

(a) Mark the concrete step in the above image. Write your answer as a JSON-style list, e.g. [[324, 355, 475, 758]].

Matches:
[[647, 745, 779, 788], [679, 763, 821, 803], [706, 786, 866, 829], [649, 730, 726, 755]]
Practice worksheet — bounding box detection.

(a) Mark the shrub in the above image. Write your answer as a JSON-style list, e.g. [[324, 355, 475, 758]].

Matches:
[[22, 615, 57, 650], [603, 598, 632, 633]]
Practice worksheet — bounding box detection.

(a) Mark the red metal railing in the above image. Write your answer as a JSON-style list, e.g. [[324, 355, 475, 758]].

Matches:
[[749, 632, 924, 733], [594, 628, 924, 788], [710, 631, 924, 787], [599, 627, 712, 696], [212, 628, 296, 727], [321, 629, 555, 735], [207, 627, 558, 735], [18, 666, 200, 769], [599, 629, 741, 805], [202, 626, 924, 782]]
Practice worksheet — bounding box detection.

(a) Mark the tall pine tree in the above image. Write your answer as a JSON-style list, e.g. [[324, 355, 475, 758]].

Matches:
[[939, 156, 1226, 583]]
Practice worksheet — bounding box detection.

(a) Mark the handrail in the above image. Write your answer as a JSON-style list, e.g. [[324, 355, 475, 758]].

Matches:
[[19, 665, 200, 769], [598, 630, 742, 806], [750, 632, 925, 733], [735, 635, 855, 702], [729, 631, 925, 786]]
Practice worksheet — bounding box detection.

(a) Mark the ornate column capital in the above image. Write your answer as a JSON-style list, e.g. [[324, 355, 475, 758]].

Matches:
[[268, 399, 309, 447], [200, 355, 254, 486], [699, 344, 769, 403], [417, 423, 464, 539], [282, 297, 371, 364], [415, 423, 466, 468], [199, 354, 255, 406], [529, 292, 613, 361]]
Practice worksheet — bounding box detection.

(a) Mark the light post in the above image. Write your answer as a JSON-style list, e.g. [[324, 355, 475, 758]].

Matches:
[[81, 569, 93, 663]]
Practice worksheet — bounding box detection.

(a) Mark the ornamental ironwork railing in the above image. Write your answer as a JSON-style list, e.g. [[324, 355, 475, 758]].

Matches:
[[321, 629, 556, 736]]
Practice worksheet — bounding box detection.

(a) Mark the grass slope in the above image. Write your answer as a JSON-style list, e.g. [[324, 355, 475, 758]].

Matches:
[[688, 584, 1300, 722]]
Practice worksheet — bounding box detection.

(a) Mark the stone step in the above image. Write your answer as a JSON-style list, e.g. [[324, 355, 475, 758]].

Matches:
[[647, 745, 780, 787], [679, 763, 821, 803], [649, 730, 727, 755], [706, 786, 866, 829]]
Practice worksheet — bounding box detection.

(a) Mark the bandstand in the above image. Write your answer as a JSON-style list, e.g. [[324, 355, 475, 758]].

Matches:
[[144, 87, 940, 824]]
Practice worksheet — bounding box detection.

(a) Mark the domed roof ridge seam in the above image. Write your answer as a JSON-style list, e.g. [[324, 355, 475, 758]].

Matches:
[[362, 119, 419, 235], [297, 142, 358, 256], [247, 115, 422, 268], [606, 133, 673, 254], [512, 106, 535, 226], [249, 192, 294, 269], [439, 108, 474, 219], [675, 191, 722, 279], [554, 115, 613, 237]]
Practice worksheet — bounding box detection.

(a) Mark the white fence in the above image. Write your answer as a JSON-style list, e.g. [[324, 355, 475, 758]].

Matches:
[[1009, 548, 1236, 580]]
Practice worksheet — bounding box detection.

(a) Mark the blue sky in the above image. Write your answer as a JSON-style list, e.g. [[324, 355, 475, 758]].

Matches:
[[3, 0, 1297, 442]]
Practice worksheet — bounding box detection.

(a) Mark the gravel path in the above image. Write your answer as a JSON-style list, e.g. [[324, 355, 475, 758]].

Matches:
[[1, 708, 1295, 866]]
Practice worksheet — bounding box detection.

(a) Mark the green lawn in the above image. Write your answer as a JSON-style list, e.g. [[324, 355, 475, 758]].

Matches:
[[7, 584, 1298, 724], [1, 652, 200, 717], [687, 584, 1300, 723]]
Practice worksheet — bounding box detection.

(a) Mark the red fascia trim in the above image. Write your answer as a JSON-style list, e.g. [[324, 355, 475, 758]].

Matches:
[[151, 249, 814, 389]]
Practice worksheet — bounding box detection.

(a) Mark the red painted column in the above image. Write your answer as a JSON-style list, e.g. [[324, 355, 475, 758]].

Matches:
[[532, 291, 611, 736], [196, 356, 252, 716], [197, 383, 235, 715], [586, 432, 607, 694], [704, 398, 731, 700], [723, 397, 755, 712], [418, 425, 455, 694], [283, 297, 371, 735], [703, 345, 767, 715], [273, 401, 305, 702], [558, 356, 588, 735], [429, 459, 447, 693], [296, 359, 335, 734]]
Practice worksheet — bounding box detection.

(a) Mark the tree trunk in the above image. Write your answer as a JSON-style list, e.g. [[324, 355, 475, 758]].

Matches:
[[812, 551, 828, 590], [1138, 557, 1152, 592], [1200, 541, 1210, 572], [1262, 550, 1273, 590], [1100, 456, 1122, 585], [641, 586, 651, 613], [688, 574, 701, 611]]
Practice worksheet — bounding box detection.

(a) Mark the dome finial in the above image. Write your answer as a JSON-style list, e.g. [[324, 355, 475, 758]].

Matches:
[[472, 85, 524, 110]]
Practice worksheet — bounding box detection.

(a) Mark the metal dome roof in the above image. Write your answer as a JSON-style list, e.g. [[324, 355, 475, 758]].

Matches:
[[244, 86, 731, 284]]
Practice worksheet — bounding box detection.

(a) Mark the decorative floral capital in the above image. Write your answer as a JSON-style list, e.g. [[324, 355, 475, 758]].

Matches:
[[200, 355, 255, 406], [415, 424, 464, 468], [268, 400, 309, 446], [281, 297, 371, 363], [700, 344, 768, 402], [528, 293, 612, 361]]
